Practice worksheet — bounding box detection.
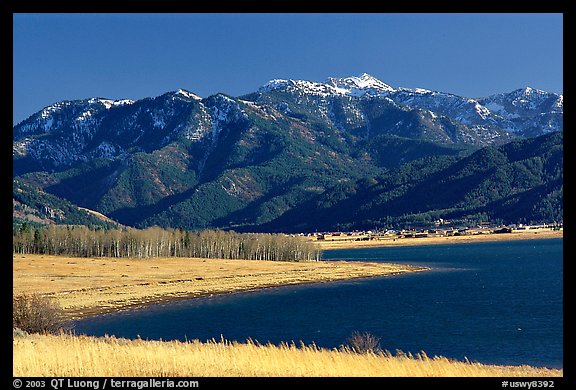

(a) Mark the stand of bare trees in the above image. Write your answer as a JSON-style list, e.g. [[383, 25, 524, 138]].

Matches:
[[13, 225, 321, 262]]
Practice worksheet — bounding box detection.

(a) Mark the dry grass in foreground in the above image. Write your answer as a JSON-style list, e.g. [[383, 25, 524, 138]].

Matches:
[[13, 254, 425, 319], [13, 333, 562, 377]]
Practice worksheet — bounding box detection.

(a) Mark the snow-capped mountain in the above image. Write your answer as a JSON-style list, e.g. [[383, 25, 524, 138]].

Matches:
[[13, 74, 563, 232], [15, 97, 135, 138], [14, 73, 562, 173], [13, 89, 251, 170], [326, 73, 396, 96], [481, 87, 563, 117], [259, 73, 395, 98], [478, 87, 563, 137], [255, 73, 563, 138]]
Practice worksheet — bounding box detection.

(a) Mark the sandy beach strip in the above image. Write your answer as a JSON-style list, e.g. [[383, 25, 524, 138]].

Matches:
[[13, 254, 427, 319], [313, 229, 563, 250]]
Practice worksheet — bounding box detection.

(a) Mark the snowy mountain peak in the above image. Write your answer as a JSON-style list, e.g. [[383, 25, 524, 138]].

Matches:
[[259, 73, 395, 97], [325, 73, 396, 95], [500, 87, 563, 112], [521, 86, 545, 95], [260, 79, 290, 91], [87, 98, 135, 109], [175, 89, 203, 101]]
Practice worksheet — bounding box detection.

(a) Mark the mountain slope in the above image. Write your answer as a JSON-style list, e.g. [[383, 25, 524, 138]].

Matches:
[[13, 74, 563, 231], [13, 180, 118, 228], [262, 131, 563, 232], [478, 87, 563, 137]]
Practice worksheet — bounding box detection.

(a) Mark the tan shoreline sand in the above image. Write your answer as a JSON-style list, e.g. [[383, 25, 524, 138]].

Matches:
[[313, 228, 563, 249], [13, 254, 426, 319]]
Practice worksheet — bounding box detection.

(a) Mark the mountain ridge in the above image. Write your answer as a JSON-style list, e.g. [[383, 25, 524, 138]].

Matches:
[[13, 74, 563, 231]]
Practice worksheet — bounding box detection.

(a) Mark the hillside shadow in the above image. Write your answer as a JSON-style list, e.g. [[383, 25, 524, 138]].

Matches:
[[108, 184, 201, 226]]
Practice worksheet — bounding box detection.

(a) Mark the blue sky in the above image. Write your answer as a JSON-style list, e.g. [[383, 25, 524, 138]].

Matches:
[[13, 13, 563, 125]]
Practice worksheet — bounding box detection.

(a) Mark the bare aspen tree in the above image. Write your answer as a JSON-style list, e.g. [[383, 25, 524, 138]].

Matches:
[[13, 225, 322, 261]]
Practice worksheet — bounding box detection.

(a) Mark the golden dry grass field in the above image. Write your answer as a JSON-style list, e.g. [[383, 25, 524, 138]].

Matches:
[[13, 254, 426, 318], [13, 333, 562, 377]]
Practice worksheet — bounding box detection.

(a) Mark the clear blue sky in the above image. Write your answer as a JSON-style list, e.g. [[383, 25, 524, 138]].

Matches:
[[13, 13, 563, 125]]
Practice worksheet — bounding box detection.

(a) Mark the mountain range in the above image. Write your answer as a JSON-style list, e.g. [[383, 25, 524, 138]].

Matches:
[[13, 73, 563, 231]]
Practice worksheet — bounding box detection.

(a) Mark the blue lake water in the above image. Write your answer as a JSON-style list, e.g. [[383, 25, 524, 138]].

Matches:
[[74, 238, 563, 368]]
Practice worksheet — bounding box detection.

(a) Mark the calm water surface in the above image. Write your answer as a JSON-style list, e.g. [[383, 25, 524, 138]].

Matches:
[[75, 238, 563, 368]]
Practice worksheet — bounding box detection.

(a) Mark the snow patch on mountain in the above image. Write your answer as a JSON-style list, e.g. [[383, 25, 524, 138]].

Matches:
[[553, 95, 563, 112], [76, 110, 94, 121], [152, 113, 166, 129], [326, 73, 395, 96], [175, 89, 203, 101], [88, 141, 124, 159], [260, 79, 291, 92], [471, 99, 491, 120], [184, 105, 212, 141], [88, 98, 135, 109], [13, 138, 33, 156], [207, 95, 249, 144]]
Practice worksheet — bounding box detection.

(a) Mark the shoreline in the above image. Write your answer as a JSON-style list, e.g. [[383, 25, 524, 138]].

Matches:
[[313, 229, 563, 250], [13, 254, 428, 320], [70, 269, 421, 320], [13, 231, 562, 319]]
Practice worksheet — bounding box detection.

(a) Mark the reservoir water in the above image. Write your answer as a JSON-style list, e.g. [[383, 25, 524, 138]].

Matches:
[[74, 238, 563, 368]]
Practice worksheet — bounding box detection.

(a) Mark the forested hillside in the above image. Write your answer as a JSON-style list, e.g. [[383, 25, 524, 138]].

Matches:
[[13, 74, 563, 232]]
